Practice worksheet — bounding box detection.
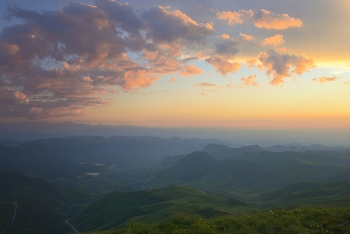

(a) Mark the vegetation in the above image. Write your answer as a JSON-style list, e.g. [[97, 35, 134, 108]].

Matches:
[[88, 206, 350, 234], [71, 186, 252, 232], [0, 171, 97, 234], [2, 137, 350, 233]]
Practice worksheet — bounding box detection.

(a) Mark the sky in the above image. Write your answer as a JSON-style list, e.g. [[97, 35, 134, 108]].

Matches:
[[0, 0, 349, 130]]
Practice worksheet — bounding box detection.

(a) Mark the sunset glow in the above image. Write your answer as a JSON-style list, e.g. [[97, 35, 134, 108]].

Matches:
[[0, 0, 349, 130]]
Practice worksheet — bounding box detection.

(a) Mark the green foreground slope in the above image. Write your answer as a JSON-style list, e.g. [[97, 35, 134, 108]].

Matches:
[[72, 186, 252, 232], [259, 180, 350, 206], [90, 206, 350, 234], [0, 171, 96, 234]]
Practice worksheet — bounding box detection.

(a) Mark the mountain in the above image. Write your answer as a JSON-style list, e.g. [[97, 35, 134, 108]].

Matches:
[[238, 150, 350, 167], [71, 186, 246, 232], [153, 149, 350, 193], [203, 144, 262, 160], [160, 155, 185, 167], [0, 140, 23, 147], [194, 159, 266, 189], [219, 149, 350, 191], [0, 171, 96, 234], [154, 151, 220, 184], [264, 144, 349, 152], [0, 136, 224, 188]]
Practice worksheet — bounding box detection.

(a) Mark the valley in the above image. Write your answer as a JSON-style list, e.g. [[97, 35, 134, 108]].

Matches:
[[1, 136, 350, 233]]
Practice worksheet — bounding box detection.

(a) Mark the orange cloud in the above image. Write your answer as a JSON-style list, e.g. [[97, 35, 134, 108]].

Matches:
[[0, 42, 20, 55], [197, 82, 217, 87], [345, 82, 350, 86], [216, 11, 245, 26], [240, 33, 254, 41], [122, 70, 159, 90], [312, 76, 338, 83], [258, 49, 315, 85], [253, 9, 303, 29], [143, 50, 159, 59], [206, 55, 241, 75], [219, 34, 231, 39], [241, 75, 258, 86], [180, 65, 203, 76], [261, 34, 285, 46], [217, 9, 303, 30], [246, 59, 257, 68], [0, 88, 28, 105]]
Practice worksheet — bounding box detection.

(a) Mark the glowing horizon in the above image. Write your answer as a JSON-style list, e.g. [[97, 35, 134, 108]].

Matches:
[[0, 0, 349, 130]]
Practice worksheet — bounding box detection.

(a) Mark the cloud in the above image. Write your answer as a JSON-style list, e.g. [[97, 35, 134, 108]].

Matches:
[[168, 77, 176, 83], [241, 75, 258, 86], [261, 34, 285, 46], [312, 76, 338, 83], [240, 33, 254, 41], [197, 82, 217, 87], [141, 6, 213, 44], [0, 2, 214, 119], [219, 34, 231, 39], [258, 49, 315, 85], [0, 88, 28, 105], [246, 59, 257, 68], [214, 38, 240, 57], [206, 55, 241, 76], [180, 65, 203, 76], [345, 82, 350, 86], [217, 9, 303, 29], [217, 10, 245, 26]]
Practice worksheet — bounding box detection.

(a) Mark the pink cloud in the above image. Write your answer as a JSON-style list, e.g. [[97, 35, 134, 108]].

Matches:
[[241, 75, 258, 86], [240, 33, 255, 41], [258, 49, 315, 85], [246, 59, 257, 68], [219, 34, 231, 39], [197, 82, 217, 87], [206, 55, 241, 76], [217, 9, 303, 30], [0, 88, 28, 105], [180, 65, 203, 76], [142, 6, 213, 44], [312, 76, 338, 83], [0, 2, 214, 119], [261, 34, 285, 46]]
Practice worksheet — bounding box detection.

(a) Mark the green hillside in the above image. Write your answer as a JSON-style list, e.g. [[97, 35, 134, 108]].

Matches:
[[152, 150, 350, 195], [0, 171, 96, 234], [259, 180, 350, 206], [72, 186, 251, 232], [87, 206, 350, 234]]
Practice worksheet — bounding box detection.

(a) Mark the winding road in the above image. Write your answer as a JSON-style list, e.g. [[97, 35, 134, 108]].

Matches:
[[65, 219, 80, 234], [1, 202, 17, 234]]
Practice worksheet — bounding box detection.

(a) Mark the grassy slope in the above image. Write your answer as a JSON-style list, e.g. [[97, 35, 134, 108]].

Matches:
[[258, 180, 350, 206], [90, 206, 350, 234], [72, 186, 253, 232], [0, 171, 96, 234]]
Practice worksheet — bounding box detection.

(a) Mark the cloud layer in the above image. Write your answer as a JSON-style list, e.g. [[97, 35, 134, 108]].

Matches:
[[217, 9, 303, 29], [0, 1, 316, 119], [0, 1, 213, 119]]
